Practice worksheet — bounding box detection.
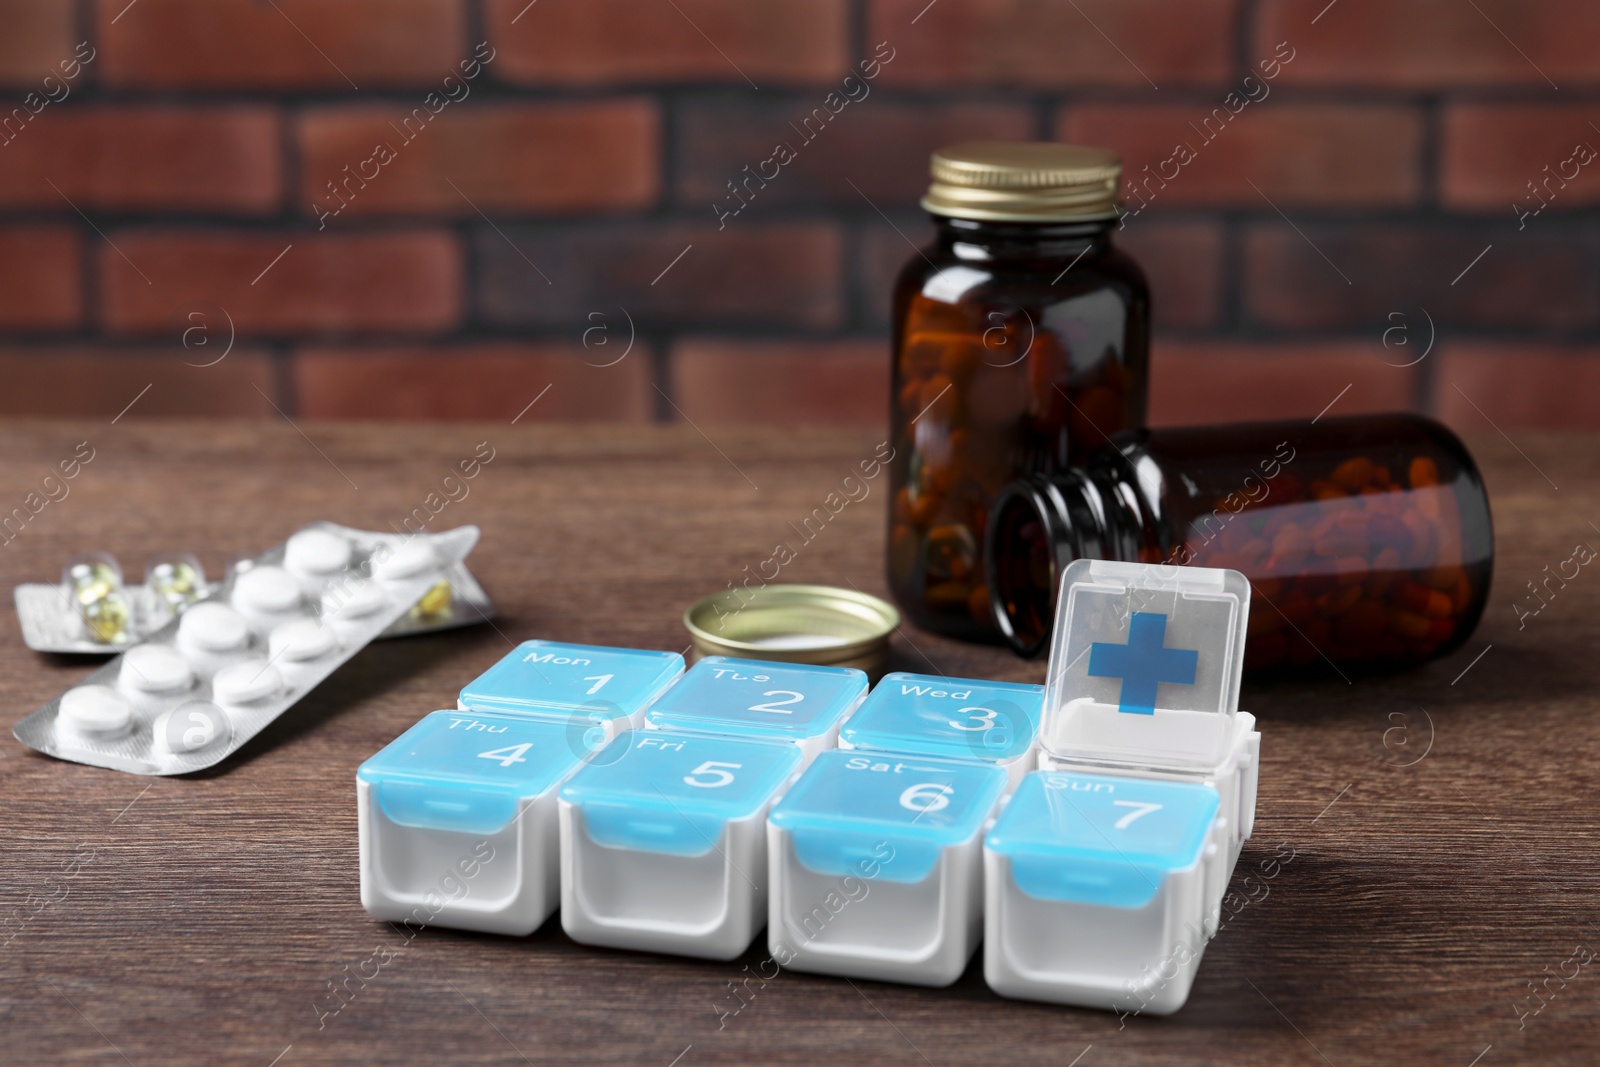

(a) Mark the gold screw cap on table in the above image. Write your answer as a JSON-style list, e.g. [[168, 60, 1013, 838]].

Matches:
[[683, 584, 899, 679]]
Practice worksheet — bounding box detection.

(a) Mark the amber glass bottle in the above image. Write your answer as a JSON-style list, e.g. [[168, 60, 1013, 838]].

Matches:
[[986, 414, 1494, 675], [888, 143, 1150, 643]]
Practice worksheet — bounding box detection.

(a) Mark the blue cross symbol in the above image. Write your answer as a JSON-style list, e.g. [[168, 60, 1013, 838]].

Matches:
[[1087, 611, 1198, 715]]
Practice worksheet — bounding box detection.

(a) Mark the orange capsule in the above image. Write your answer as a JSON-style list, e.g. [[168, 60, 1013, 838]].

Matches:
[[898, 378, 922, 411], [907, 490, 942, 527], [1409, 455, 1440, 488], [1395, 579, 1433, 614], [1332, 456, 1376, 492], [939, 340, 983, 380], [1311, 480, 1347, 501]]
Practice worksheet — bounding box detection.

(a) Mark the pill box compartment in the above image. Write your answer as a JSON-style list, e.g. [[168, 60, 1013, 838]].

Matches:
[[767, 751, 1007, 986], [559, 732, 802, 960], [837, 672, 1043, 791], [358, 710, 592, 936], [1037, 559, 1261, 936], [985, 771, 1223, 1014], [458, 640, 685, 745], [644, 656, 868, 767]]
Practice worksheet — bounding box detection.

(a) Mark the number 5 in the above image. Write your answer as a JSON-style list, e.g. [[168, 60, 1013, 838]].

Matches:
[[1111, 800, 1162, 829], [683, 761, 741, 788]]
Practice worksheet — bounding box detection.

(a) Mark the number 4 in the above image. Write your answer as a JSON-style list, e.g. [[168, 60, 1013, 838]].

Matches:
[[1112, 800, 1162, 829], [477, 743, 532, 768]]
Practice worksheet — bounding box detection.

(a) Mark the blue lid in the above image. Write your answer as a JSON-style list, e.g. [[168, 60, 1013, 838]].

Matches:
[[986, 771, 1220, 908], [768, 750, 1006, 884], [458, 641, 684, 723], [644, 656, 867, 741], [358, 710, 591, 835], [560, 732, 800, 857], [840, 672, 1043, 763]]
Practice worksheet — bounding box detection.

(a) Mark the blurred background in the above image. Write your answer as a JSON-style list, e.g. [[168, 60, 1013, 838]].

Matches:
[[0, 0, 1594, 430]]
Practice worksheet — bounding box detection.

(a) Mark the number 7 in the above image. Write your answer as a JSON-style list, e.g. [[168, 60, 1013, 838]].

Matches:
[[1111, 800, 1162, 829]]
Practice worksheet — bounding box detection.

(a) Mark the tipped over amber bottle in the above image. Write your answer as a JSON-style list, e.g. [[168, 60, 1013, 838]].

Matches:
[[986, 414, 1494, 676], [887, 142, 1150, 642]]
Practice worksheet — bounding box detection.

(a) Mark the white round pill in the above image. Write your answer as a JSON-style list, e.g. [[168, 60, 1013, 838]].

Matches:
[[374, 540, 437, 581], [177, 602, 251, 652], [120, 644, 195, 694], [153, 700, 231, 756], [284, 529, 352, 576], [58, 685, 133, 739], [233, 565, 303, 613], [212, 660, 283, 705], [324, 578, 388, 620], [269, 618, 338, 662]]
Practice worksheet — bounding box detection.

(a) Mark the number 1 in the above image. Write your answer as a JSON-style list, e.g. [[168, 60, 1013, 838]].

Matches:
[[1111, 800, 1162, 829], [583, 674, 613, 695]]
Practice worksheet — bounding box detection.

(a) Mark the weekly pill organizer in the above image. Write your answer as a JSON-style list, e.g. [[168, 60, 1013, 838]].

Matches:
[[358, 561, 1261, 1015]]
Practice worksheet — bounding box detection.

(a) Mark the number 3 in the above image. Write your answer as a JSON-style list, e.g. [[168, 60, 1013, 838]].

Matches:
[[683, 761, 741, 788], [948, 706, 997, 732]]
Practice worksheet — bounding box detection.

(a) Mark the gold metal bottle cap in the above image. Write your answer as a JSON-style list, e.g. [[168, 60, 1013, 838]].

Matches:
[[921, 141, 1122, 222], [683, 584, 899, 679]]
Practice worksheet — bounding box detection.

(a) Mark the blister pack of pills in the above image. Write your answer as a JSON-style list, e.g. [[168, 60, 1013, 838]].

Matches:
[[355, 562, 1261, 1016], [14, 524, 483, 776], [13, 522, 494, 654]]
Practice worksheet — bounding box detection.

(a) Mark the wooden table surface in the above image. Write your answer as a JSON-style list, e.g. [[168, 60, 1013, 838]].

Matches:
[[1, 419, 1596, 1067]]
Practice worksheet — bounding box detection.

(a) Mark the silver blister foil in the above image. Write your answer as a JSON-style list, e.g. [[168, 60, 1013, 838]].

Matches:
[[13, 521, 495, 654], [13, 523, 483, 776]]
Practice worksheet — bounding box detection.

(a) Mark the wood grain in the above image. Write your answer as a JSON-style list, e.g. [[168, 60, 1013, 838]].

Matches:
[[1, 419, 1597, 1066]]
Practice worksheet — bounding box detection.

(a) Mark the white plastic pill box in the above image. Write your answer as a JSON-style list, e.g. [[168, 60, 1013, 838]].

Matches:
[[560, 731, 800, 959], [358, 641, 686, 934], [357, 562, 1260, 1014]]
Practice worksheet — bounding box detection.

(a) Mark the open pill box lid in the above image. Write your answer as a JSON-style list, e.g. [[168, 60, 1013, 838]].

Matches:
[[1041, 560, 1249, 772]]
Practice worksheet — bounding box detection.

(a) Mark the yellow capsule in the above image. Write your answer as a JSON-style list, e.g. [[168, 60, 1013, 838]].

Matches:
[[147, 555, 205, 607], [80, 593, 130, 644], [68, 558, 121, 606], [410, 579, 452, 619]]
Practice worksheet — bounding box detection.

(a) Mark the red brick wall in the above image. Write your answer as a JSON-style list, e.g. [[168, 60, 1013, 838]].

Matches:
[[0, 0, 1595, 430]]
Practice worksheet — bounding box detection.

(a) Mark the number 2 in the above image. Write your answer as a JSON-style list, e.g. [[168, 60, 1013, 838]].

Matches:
[[1111, 800, 1162, 829], [583, 674, 613, 695], [683, 761, 741, 788], [477, 743, 531, 768], [749, 690, 803, 715], [948, 706, 997, 732]]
